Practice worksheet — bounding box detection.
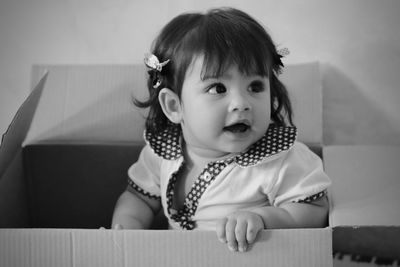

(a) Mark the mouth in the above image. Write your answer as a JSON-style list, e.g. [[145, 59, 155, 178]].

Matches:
[[223, 122, 251, 133]]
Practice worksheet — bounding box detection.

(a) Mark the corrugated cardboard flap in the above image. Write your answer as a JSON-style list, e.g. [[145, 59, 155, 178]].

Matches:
[[0, 73, 48, 227], [0, 228, 332, 267], [25, 65, 148, 145], [26, 63, 322, 146]]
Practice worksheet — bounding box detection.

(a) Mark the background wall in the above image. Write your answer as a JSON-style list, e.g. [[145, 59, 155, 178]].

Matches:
[[1, 0, 399, 145]]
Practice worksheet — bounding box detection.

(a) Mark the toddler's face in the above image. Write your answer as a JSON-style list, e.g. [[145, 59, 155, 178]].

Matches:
[[179, 56, 271, 159]]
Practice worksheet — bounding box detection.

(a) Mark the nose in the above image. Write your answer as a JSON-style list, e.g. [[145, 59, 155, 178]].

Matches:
[[228, 91, 251, 112]]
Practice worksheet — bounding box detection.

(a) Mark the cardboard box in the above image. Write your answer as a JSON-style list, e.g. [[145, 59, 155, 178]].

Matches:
[[0, 228, 331, 267], [1, 63, 398, 266]]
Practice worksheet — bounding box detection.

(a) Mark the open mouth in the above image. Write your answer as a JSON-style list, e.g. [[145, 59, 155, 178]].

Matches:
[[223, 123, 250, 133]]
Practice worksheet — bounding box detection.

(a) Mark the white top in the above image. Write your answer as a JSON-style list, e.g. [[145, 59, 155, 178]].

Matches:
[[127, 125, 331, 230]]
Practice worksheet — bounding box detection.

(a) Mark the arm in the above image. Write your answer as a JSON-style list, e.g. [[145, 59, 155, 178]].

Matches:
[[217, 143, 331, 252], [216, 196, 329, 252], [111, 187, 161, 229], [252, 195, 329, 229]]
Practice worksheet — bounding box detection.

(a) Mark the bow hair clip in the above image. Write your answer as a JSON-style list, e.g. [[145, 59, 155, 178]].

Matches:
[[144, 53, 170, 72], [275, 47, 290, 75], [277, 47, 290, 58]]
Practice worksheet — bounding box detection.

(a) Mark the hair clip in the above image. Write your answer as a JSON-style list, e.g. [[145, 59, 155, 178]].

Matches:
[[275, 47, 289, 76], [153, 79, 162, 89], [144, 53, 170, 72], [277, 47, 290, 58]]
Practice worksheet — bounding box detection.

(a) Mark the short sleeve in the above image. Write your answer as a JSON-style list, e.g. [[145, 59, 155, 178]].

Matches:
[[271, 142, 331, 207], [127, 144, 162, 199]]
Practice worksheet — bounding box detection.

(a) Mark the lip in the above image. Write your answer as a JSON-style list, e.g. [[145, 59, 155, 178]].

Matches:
[[224, 119, 251, 129], [223, 119, 252, 136]]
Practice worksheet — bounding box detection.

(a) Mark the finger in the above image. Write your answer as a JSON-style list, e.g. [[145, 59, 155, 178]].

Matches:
[[246, 220, 261, 244], [216, 218, 228, 243], [225, 218, 238, 252], [235, 219, 248, 252], [99, 227, 106, 230], [113, 223, 123, 230]]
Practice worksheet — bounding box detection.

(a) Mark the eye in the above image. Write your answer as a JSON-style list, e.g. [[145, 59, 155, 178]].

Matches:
[[207, 83, 227, 95], [248, 80, 265, 93]]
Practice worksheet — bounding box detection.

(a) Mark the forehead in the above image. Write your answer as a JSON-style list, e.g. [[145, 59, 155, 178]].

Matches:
[[184, 55, 205, 80]]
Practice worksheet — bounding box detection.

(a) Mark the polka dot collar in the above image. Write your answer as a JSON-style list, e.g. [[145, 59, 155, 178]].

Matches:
[[145, 124, 297, 167]]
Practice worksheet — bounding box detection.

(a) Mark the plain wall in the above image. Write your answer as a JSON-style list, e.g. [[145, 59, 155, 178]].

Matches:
[[1, 0, 399, 145]]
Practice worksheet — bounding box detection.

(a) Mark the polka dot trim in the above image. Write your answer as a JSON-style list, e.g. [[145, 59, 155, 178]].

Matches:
[[184, 162, 229, 216], [145, 124, 297, 166], [296, 190, 327, 203], [234, 125, 297, 167], [145, 124, 182, 160], [166, 161, 230, 230], [127, 179, 161, 200], [166, 163, 196, 230]]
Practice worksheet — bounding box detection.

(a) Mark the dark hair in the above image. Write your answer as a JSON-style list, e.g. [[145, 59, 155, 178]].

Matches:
[[136, 7, 294, 133]]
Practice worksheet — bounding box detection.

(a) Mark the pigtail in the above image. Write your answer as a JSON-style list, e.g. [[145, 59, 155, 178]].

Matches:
[[134, 53, 171, 133], [269, 47, 294, 127], [270, 74, 294, 127]]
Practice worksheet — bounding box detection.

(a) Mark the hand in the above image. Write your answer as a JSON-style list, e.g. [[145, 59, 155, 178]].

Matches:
[[112, 223, 124, 230], [99, 224, 124, 230], [216, 211, 264, 252]]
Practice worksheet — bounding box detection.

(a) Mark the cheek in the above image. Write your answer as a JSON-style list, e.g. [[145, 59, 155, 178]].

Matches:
[[253, 99, 271, 126], [189, 103, 221, 123], [182, 100, 225, 131], [253, 95, 271, 115]]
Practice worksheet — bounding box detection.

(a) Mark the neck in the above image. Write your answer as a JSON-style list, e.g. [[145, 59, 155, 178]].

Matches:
[[183, 143, 233, 169]]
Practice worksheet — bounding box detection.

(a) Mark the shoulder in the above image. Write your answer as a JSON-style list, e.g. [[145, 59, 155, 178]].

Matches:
[[269, 141, 331, 205], [128, 143, 164, 176], [283, 141, 323, 165]]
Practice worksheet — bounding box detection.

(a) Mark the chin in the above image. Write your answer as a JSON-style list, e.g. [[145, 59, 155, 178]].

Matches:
[[222, 142, 253, 154]]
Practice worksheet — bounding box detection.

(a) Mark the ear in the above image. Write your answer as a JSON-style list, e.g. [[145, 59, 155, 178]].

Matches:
[[158, 88, 183, 124]]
